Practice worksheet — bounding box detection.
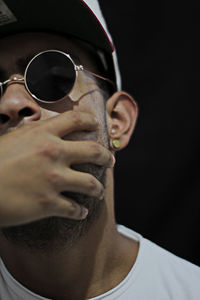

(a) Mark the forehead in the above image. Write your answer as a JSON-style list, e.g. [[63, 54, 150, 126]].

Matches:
[[0, 32, 96, 72]]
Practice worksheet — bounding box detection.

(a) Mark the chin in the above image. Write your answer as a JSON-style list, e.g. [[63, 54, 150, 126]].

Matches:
[[1, 164, 106, 254]]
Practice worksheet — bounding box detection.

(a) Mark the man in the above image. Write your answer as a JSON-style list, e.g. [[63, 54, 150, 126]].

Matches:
[[0, 0, 199, 299]]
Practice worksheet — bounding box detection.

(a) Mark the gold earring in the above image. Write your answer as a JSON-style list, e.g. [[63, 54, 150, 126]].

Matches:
[[112, 139, 120, 149]]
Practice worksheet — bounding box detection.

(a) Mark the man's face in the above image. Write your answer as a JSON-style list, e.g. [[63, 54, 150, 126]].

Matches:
[[0, 32, 110, 253]]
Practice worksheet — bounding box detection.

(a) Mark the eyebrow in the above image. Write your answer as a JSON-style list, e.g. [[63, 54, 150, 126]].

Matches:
[[0, 52, 36, 81], [16, 53, 38, 73]]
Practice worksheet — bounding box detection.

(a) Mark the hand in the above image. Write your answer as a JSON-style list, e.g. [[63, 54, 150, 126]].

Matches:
[[0, 111, 114, 227]]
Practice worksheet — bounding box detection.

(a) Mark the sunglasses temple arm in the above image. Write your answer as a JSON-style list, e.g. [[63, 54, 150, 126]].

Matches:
[[84, 69, 116, 90]]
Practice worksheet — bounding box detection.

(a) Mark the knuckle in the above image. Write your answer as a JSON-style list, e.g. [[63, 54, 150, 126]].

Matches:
[[39, 193, 56, 209], [90, 143, 102, 160], [47, 170, 61, 185], [70, 111, 83, 127], [87, 174, 98, 190], [67, 202, 78, 215], [39, 142, 61, 160]]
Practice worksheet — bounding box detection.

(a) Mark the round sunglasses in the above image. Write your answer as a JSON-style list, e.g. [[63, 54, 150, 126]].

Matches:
[[0, 50, 115, 103]]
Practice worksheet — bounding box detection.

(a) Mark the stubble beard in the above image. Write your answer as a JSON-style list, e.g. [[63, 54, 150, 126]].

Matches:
[[1, 121, 110, 255]]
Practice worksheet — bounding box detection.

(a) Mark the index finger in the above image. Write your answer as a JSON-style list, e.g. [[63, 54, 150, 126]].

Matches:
[[41, 111, 99, 137]]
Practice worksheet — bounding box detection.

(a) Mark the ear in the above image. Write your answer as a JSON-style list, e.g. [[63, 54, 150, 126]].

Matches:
[[106, 91, 138, 151]]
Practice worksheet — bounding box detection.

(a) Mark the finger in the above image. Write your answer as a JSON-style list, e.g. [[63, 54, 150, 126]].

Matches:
[[56, 169, 104, 200], [42, 111, 99, 137], [52, 196, 88, 220], [61, 140, 115, 168]]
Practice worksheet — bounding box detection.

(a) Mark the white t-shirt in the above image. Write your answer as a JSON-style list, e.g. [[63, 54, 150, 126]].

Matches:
[[0, 225, 199, 299]]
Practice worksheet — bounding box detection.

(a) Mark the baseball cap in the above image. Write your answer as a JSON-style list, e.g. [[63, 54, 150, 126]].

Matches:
[[0, 0, 121, 90]]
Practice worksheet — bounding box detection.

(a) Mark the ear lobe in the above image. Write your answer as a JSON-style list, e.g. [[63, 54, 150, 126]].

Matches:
[[106, 91, 138, 150]]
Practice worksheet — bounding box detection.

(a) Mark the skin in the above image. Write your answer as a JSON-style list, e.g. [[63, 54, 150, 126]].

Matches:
[[0, 32, 139, 300]]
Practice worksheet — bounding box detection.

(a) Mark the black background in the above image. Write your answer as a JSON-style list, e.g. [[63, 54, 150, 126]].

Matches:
[[99, 0, 200, 266]]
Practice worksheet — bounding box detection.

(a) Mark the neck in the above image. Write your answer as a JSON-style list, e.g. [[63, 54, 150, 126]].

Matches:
[[0, 170, 138, 300]]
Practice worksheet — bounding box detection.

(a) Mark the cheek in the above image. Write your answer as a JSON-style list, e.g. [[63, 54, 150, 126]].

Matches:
[[71, 89, 104, 117], [39, 89, 106, 130], [74, 91, 108, 145], [91, 98, 109, 147], [40, 108, 59, 120], [38, 96, 74, 114]]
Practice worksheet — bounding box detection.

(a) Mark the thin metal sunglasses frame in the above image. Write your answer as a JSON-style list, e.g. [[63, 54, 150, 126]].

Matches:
[[0, 49, 115, 103]]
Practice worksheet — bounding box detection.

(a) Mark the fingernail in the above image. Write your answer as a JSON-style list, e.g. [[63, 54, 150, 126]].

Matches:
[[80, 207, 88, 219], [100, 190, 105, 200], [111, 154, 116, 167]]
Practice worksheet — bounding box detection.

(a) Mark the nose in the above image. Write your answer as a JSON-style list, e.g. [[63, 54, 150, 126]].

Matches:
[[0, 79, 41, 127]]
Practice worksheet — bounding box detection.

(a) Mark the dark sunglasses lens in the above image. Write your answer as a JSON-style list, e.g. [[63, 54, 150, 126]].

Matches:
[[25, 51, 76, 102]]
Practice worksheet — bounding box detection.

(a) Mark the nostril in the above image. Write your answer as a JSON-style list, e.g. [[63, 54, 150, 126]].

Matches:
[[18, 107, 34, 117], [0, 114, 10, 124]]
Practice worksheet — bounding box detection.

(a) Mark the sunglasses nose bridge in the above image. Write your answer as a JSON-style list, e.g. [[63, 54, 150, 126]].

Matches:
[[0, 76, 25, 95], [7, 77, 25, 85]]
